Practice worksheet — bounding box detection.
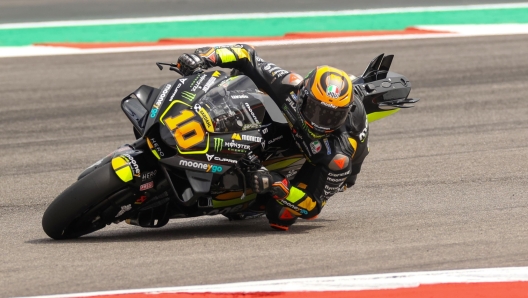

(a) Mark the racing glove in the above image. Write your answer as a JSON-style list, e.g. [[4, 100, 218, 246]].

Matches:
[[177, 53, 206, 76], [248, 168, 290, 200]]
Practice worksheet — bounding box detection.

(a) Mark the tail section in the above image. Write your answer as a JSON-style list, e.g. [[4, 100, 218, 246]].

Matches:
[[353, 54, 419, 122]]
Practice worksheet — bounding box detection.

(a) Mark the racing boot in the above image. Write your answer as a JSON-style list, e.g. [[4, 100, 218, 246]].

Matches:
[[265, 199, 298, 231]]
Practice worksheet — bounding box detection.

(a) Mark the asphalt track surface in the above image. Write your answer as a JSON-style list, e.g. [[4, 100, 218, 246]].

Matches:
[[1, 35, 528, 297], [2, 0, 528, 23]]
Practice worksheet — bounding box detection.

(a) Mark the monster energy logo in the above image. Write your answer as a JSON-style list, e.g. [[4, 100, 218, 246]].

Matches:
[[182, 91, 195, 101], [214, 138, 224, 152]]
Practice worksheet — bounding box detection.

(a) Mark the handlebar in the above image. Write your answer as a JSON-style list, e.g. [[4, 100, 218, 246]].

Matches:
[[156, 62, 204, 76]]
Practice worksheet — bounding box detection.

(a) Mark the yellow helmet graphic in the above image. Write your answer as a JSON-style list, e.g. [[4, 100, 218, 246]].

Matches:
[[298, 66, 353, 134]]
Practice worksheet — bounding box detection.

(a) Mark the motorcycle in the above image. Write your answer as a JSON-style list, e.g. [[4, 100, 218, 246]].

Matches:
[[42, 53, 418, 239]]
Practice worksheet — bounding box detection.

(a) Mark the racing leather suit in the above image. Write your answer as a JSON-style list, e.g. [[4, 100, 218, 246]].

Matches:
[[186, 44, 369, 229]]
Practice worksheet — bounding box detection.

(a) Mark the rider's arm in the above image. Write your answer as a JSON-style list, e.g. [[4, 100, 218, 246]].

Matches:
[[193, 44, 303, 100]]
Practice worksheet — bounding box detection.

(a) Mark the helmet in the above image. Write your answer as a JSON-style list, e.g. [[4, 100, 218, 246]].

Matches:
[[297, 66, 353, 135]]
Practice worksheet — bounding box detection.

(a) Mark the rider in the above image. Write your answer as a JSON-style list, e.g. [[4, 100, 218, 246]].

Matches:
[[177, 45, 369, 231]]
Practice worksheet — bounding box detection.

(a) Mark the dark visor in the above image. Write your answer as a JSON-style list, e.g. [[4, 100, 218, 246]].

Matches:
[[301, 95, 350, 131]]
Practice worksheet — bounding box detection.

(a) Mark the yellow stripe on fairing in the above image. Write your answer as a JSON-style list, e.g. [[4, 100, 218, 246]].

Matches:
[[367, 108, 400, 122], [111, 156, 133, 182]]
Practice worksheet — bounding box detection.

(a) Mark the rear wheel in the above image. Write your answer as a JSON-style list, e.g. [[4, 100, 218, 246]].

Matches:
[[42, 163, 129, 239]]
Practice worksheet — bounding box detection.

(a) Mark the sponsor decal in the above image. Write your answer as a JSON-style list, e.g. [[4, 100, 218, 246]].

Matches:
[[214, 138, 224, 152], [310, 140, 322, 154], [142, 170, 157, 181], [334, 157, 347, 169], [241, 123, 260, 130], [261, 127, 269, 134], [181, 91, 195, 102], [149, 138, 164, 157], [328, 154, 349, 171], [232, 133, 262, 142], [179, 78, 188, 84], [279, 199, 308, 215], [328, 170, 351, 177], [263, 64, 274, 71], [232, 94, 249, 99], [324, 185, 340, 191], [169, 83, 184, 102], [359, 119, 369, 142], [286, 97, 296, 110], [115, 204, 132, 218], [196, 106, 214, 132], [202, 77, 217, 92], [214, 138, 250, 152], [311, 121, 331, 132], [123, 154, 140, 177], [206, 154, 214, 161], [300, 121, 325, 139], [225, 140, 251, 150], [261, 140, 266, 149], [323, 138, 331, 155], [244, 102, 259, 123], [139, 181, 154, 191], [212, 71, 221, 77], [134, 195, 148, 205], [247, 150, 256, 160], [359, 127, 368, 142], [326, 85, 340, 98], [286, 170, 298, 178], [204, 49, 217, 64], [190, 74, 206, 92], [150, 84, 172, 118], [243, 134, 262, 142], [273, 70, 289, 78], [178, 159, 223, 173], [268, 135, 284, 144], [321, 101, 337, 109], [327, 176, 346, 183], [290, 74, 302, 84], [213, 156, 237, 164]]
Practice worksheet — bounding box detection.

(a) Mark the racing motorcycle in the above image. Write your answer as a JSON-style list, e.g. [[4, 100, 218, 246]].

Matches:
[[42, 53, 418, 239]]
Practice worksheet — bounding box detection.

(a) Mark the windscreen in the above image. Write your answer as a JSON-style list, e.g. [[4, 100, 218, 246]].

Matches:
[[195, 76, 266, 132]]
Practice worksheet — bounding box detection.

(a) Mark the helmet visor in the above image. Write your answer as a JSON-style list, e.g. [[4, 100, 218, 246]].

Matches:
[[300, 94, 350, 132]]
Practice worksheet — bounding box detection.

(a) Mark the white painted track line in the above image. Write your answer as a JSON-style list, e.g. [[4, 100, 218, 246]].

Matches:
[[21, 267, 528, 298]]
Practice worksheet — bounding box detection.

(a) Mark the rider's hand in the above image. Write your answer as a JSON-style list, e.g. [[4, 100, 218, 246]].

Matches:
[[248, 167, 274, 194], [177, 53, 204, 76]]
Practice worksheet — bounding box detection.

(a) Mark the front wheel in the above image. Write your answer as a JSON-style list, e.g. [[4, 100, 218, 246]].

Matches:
[[42, 162, 129, 239]]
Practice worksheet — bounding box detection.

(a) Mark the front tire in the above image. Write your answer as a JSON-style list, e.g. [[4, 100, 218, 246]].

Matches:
[[42, 163, 127, 239]]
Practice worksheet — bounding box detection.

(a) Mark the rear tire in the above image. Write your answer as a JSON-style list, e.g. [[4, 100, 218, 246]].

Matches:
[[42, 163, 127, 239]]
